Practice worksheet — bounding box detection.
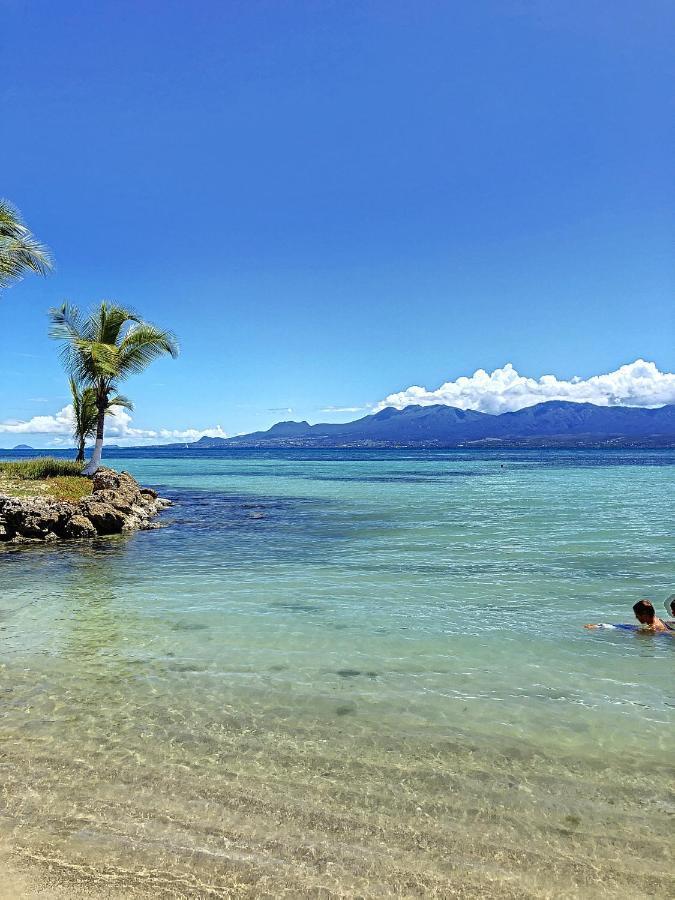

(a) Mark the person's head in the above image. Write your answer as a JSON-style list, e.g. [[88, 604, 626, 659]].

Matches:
[[667, 595, 675, 617], [633, 599, 656, 625]]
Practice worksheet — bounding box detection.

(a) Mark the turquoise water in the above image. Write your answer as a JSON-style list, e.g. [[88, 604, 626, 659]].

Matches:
[[1, 450, 673, 898]]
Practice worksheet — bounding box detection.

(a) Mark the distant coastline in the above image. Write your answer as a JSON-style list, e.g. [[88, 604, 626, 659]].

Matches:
[[3, 398, 675, 453], [170, 400, 675, 450]]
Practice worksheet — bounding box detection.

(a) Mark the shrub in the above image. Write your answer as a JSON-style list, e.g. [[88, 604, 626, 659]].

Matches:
[[0, 457, 85, 480]]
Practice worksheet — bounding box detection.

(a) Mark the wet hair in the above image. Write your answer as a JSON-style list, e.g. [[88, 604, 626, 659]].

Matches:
[[633, 599, 655, 622], [668, 596, 675, 616]]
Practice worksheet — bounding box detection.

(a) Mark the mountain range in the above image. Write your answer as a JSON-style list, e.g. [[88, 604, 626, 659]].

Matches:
[[187, 401, 675, 448]]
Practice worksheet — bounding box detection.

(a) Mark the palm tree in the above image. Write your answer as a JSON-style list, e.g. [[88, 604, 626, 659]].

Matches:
[[69, 377, 132, 463], [51, 302, 178, 474], [70, 377, 97, 464], [0, 199, 52, 291]]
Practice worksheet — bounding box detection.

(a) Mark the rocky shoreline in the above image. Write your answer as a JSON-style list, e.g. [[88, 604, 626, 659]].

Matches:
[[0, 468, 171, 544]]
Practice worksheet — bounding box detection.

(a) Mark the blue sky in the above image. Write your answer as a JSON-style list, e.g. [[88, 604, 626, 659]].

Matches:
[[1, 1, 673, 444]]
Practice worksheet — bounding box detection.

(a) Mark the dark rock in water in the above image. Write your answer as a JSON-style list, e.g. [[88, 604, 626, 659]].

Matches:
[[335, 703, 357, 716], [94, 488, 134, 514], [78, 499, 126, 534], [63, 514, 98, 539], [19, 508, 64, 539], [0, 467, 171, 545], [1, 497, 67, 538]]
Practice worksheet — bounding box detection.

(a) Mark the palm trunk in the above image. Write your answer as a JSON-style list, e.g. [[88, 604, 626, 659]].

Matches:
[[76, 438, 85, 463], [83, 404, 105, 475]]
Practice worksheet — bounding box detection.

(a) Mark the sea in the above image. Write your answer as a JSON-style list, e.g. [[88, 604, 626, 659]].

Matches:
[[0, 447, 673, 898]]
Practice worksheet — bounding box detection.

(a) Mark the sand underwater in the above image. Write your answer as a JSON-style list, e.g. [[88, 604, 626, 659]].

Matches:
[[1, 448, 673, 897]]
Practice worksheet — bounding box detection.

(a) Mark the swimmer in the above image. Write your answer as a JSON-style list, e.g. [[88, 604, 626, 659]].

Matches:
[[665, 594, 675, 621], [585, 599, 672, 633], [632, 599, 671, 632]]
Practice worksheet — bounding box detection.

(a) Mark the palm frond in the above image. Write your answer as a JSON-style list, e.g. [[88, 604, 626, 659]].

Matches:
[[69, 376, 83, 423], [84, 340, 120, 377], [0, 199, 52, 289], [117, 323, 179, 376], [107, 393, 134, 414], [96, 301, 141, 346], [69, 377, 98, 442], [0, 200, 24, 236], [49, 303, 84, 341]]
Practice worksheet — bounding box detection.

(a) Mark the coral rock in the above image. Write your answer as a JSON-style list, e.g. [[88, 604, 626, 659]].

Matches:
[[77, 499, 126, 535], [0, 468, 170, 544], [63, 514, 98, 539]]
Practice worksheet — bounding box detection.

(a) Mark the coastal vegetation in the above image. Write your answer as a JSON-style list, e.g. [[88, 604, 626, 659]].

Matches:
[[0, 199, 52, 291], [50, 301, 178, 473], [0, 457, 83, 479], [0, 458, 91, 502]]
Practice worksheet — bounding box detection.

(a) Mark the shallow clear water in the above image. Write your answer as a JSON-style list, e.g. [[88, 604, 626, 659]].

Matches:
[[1, 449, 673, 897]]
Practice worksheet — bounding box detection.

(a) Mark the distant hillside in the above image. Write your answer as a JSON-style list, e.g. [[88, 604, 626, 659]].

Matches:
[[188, 401, 675, 448]]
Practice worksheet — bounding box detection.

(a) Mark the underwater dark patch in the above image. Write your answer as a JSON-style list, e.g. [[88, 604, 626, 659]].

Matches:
[[165, 662, 208, 673], [272, 602, 323, 613]]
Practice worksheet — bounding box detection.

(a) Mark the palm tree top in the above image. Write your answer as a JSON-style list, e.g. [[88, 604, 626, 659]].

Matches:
[[0, 199, 52, 289], [50, 299, 178, 475], [50, 301, 179, 384]]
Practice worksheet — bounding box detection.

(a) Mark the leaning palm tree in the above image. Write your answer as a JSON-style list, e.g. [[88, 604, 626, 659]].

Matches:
[[69, 377, 132, 463], [0, 199, 52, 291], [51, 302, 178, 474]]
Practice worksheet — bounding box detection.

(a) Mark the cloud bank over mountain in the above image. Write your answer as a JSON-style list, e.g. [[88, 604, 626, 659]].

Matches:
[[3, 359, 674, 447], [0, 404, 227, 445], [375, 360, 675, 415]]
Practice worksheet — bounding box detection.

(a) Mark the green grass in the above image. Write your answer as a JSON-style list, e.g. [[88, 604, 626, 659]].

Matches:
[[0, 458, 92, 503], [43, 475, 93, 502], [0, 457, 84, 480]]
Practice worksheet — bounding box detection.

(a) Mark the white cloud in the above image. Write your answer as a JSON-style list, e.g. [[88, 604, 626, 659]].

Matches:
[[375, 360, 675, 415], [0, 404, 227, 445], [0, 405, 74, 435], [320, 405, 371, 414], [102, 408, 228, 443]]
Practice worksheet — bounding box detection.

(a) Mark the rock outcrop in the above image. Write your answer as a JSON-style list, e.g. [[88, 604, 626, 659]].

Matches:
[[0, 469, 171, 544]]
